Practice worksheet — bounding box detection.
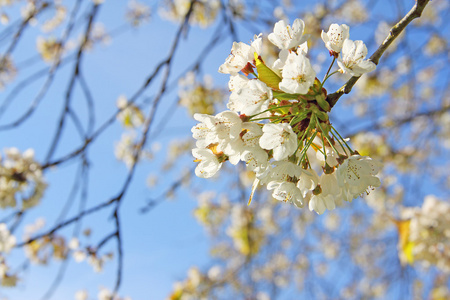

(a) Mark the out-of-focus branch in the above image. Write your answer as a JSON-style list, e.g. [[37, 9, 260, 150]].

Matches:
[[16, 198, 116, 248], [45, 3, 100, 163], [327, 0, 431, 108], [140, 168, 193, 213], [3, 2, 49, 57], [0, 0, 83, 128], [108, 0, 198, 296], [347, 104, 450, 137]]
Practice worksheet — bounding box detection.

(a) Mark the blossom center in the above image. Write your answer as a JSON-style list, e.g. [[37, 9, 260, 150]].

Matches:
[[295, 74, 306, 84]]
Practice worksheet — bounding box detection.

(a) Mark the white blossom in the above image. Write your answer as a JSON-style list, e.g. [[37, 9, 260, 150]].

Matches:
[[336, 155, 381, 201], [0, 224, 15, 253], [337, 39, 376, 76], [228, 79, 273, 116], [192, 111, 242, 150], [279, 51, 316, 94], [212, 111, 242, 141], [75, 290, 88, 300], [228, 73, 249, 92], [98, 287, 113, 300], [116, 95, 144, 128], [309, 173, 341, 214], [241, 148, 269, 175], [224, 122, 264, 164], [68, 237, 80, 250], [296, 168, 319, 196], [191, 113, 218, 148], [240, 122, 263, 148], [219, 34, 262, 74], [309, 193, 335, 215], [250, 33, 263, 55], [192, 148, 222, 178], [259, 123, 298, 161], [297, 41, 308, 55], [266, 160, 303, 182], [267, 180, 304, 207], [207, 265, 222, 281], [272, 41, 308, 71], [320, 173, 341, 199], [268, 19, 307, 50], [114, 132, 139, 168], [221, 138, 242, 165], [88, 252, 113, 273], [321, 23, 350, 54], [73, 250, 87, 262]]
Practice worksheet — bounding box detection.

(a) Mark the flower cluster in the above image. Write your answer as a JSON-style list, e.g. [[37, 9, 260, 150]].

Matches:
[[159, 0, 220, 28], [0, 55, 17, 89], [397, 195, 450, 272], [116, 95, 145, 128], [192, 19, 380, 214], [226, 204, 265, 256], [178, 72, 225, 116], [82, 23, 111, 50], [69, 237, 114, 273], [0, 148, 47, 210], [125, 0, 151, 27], [168, 266, 222, 300], [23, 219, 67, 264], [114, 95, 152, 168], [36, 36, 64, 63], [41, 4, 67, 32]]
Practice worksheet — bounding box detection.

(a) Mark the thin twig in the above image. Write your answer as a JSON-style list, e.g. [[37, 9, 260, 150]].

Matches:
[[327, 0, 431, 108]]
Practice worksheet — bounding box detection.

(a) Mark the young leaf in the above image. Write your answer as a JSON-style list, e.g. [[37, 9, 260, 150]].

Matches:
[[254, 53, 282, 90]]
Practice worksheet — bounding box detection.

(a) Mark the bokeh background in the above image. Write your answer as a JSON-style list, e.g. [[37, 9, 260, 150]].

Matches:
[[0, 0, 448, 299]]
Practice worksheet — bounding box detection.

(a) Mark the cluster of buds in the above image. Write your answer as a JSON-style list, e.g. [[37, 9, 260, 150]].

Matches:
[[192, 19, 380, 214]]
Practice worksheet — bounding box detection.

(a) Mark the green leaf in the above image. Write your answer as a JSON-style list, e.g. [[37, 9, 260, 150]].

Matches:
[[273, 91, 301, 100], [315, 94, 331, 112], [254, 53, 281, 90], [315, 111, 329, 122], [291, 112, 309, 126]]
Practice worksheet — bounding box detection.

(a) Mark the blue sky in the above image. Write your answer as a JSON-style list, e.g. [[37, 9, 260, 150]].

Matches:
[[0, 2, 213, 299]]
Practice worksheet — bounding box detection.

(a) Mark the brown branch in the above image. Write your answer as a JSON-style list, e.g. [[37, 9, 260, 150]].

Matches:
[[108, 1, 198, 296], [45, 4, 100, 163], [16, 198, 116, 248], [0, 0, 83, 129], [347, 104, 450, 137], [140, 168, 193, 213], [2, 3, 50, 57], [327, 0, 431, 108]]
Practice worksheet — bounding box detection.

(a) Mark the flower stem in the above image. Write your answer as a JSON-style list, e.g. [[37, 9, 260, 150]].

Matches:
[[248, 105, 293, 120], [323, 56, 336, 83]]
